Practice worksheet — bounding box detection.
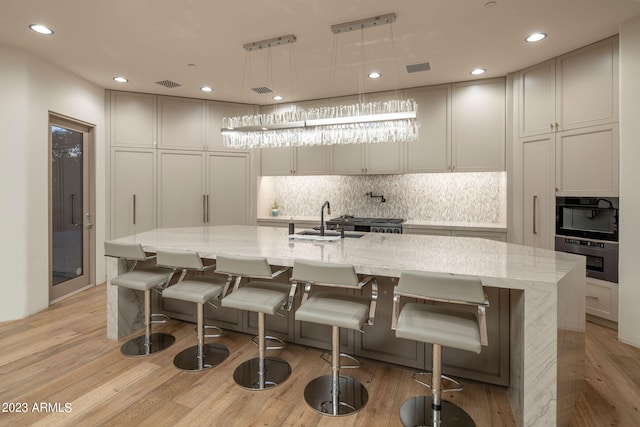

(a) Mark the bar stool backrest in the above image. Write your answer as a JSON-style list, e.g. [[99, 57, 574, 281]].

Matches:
[[104, 241, 147, 261], [291, 259, 359, 287], [397, 271, 485, 305], [215, 254, 273, 279], [156, 248, 204, 270]]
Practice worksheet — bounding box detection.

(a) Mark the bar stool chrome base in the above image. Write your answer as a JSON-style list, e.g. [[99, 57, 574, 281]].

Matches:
[[120, 332, 175, 357], [173, 343, 229, 372], [399, 396, 476, 427], [232, 356, 291, 390], [304, 375, 369, 416]]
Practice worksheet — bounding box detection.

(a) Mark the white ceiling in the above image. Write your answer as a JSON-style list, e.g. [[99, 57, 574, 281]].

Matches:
[[2, 0, 640, 105]]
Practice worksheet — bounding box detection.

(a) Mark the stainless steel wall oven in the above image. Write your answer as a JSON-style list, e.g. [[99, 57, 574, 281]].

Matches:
[[555, 197, 619, 283]]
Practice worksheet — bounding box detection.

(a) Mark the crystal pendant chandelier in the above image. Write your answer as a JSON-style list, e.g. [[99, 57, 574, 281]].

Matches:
[[221, 13, 418, 149]]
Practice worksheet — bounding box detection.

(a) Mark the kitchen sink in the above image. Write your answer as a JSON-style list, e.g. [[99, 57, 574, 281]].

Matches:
[[294, 230, 365, 238]]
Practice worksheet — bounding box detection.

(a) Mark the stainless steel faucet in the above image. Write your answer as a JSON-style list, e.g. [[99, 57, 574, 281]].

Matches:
[[320, 201, 331, 236]]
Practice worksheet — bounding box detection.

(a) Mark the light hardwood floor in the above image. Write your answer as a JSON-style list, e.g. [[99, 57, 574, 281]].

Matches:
[[0, 284, 638, 427]]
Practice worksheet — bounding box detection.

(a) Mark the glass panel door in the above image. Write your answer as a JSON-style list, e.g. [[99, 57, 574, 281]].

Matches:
[[50, 116, 92, 301]]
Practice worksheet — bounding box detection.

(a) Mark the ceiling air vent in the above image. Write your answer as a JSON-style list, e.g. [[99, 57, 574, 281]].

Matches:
[[405, 62, 431, 73], [251, 86, 273, 94], [155, 79, 182, 89]]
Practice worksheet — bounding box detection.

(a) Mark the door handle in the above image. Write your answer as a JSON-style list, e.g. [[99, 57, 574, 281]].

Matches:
[[206, 194, 210, 223], [133, 194, 136, 225], [71, 194, 81, 226], [203, 195, 207, 223], [533, 195, 538, 235]]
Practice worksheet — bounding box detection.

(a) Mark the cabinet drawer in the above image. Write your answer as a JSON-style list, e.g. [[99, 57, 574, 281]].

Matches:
[[585, 278, 618, 322]]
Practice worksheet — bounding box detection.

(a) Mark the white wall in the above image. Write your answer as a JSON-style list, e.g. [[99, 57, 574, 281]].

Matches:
[[0, 45, 105, 321], [618, 18, 640, 347]]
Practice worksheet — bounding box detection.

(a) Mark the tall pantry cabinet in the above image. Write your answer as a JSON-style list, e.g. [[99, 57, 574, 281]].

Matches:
[[107, 91, 253, 239], [515, 36, 619, 250]]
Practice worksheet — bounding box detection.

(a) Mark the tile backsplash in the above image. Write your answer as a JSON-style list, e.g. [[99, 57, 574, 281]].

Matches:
[[270, 172, 506, 223]]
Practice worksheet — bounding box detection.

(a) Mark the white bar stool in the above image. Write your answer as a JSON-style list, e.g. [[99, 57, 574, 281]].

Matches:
[[392, 270, 489, 427], [104, 241, 175, 357], [215, 254, 294, 390], [156, 248, 229, 372], [291, 259, 378, 416]]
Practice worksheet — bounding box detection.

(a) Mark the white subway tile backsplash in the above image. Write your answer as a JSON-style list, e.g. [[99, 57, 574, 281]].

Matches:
[[272, 172, 505, 223]]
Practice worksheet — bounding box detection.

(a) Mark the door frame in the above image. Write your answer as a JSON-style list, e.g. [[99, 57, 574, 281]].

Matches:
[[48, 112, 96, 303]]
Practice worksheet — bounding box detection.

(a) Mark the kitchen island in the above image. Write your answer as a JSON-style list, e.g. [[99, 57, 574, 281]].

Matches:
[[105, 225, 585, 427]]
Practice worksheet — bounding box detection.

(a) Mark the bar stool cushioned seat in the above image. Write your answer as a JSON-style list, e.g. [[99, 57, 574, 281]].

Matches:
[[393, 270, 489, 427], [216, 254, 294, 390], [104, 241, 175, 357], [157, 248, 229, 371], [292, 259, 377, 417]]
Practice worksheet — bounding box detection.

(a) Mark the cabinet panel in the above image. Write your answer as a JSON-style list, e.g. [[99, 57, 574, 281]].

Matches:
[[111, 148, 156, 239], [296, 145, 330, 175], [518, 60, 556, 138], [404, 85, 450, 173], [556, 37, 619, 131], [207, 101, 252, 151], [452, 78, 506, 172], [522, 135, 555, 250], [366, 142, 403, 174], [331, 144, 364, 174], [110, 92, 157, 147], [585, 278, 618, 322], [158, 97, 206, 149], [158, 151, 205, 227], [261, 147, 293, 176], [207, 152, 249, 225], [556, 124, 619, 196]]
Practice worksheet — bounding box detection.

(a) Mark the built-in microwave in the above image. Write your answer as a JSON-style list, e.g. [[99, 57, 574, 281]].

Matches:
[[555, 197, 619, 242]]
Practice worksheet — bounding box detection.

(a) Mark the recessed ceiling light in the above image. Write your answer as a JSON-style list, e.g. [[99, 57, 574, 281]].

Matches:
[[526, 33, 547, 43], [273, 95, 283, 101], [368, 71, 382, 79], [29, 24, 54, 35], [201, 86, 213, 92], [113, 76, 128, 83], [470, 68, 486, 75]]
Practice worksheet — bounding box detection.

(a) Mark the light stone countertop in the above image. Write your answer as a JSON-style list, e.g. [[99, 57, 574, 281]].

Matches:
[[118, 225, 569, 287], [107, 225, 585, 427], [258, 216, 507, 233]]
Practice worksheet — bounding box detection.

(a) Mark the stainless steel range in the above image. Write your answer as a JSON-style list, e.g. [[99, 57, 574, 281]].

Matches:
[[325, 215, 404, 234]]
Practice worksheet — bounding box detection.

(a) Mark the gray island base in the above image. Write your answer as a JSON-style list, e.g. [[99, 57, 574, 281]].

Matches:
[[106, 225, 585, 427]]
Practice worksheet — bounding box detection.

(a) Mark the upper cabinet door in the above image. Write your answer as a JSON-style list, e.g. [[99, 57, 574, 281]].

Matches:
[[556, 37, 619, 132], [207, 101, 253, 151], [404, 85, 450, 173], [451, 78, 506, 172], [158, 96, 206, 150], [110, 91, 157, 147], [518, 60, 556, 138], [362, 91, 404, 175]]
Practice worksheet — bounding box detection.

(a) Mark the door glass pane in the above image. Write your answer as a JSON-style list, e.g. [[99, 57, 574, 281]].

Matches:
[[51, 125, 83, 286]]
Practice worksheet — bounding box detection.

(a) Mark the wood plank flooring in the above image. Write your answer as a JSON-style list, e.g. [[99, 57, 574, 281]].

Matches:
[[0, 284, 638, 426]]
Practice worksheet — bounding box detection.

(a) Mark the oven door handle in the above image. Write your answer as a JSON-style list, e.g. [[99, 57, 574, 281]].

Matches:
[[533, 195, 538, 235]]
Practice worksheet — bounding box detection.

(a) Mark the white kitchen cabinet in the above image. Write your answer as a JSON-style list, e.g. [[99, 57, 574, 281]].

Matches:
[[206, 100, 253, 151], [518, 37, 619, 138], [158, 150, 206, 227], [404, 85, 450, 173], [206, 152, 249, 225], [261, 101, 331, 176], [451, 78, 506, 172], [585, 277, 618, 323], [110, 148, 156, 239], [555, 123, 619, 197], [158, 96, 206, 150], [521, 134, 556, 250], [109, 91, 157, 148], [331, 92, 404, 175]]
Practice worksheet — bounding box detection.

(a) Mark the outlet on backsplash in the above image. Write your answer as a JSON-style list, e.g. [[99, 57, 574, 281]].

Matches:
[[259, 172, 506, 224]]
